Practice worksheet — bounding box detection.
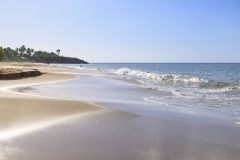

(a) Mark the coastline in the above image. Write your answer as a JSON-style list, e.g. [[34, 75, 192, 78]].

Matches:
[[1, 62, 240, 160], [0, 63, 103, 141]]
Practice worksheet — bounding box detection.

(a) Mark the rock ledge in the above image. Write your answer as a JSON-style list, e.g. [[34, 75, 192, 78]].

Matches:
[[0, 68, 42, 80]]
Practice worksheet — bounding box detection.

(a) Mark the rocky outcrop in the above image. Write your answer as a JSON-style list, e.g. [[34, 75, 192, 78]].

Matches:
[[0, 68, 42, 80]]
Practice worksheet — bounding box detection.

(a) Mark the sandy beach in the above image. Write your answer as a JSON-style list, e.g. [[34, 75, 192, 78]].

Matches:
[[0, 62, 240, 160], [0, 63, 102, 141], [1, 0, 239, 159]]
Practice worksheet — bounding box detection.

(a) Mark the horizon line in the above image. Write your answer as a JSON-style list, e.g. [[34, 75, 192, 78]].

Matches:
[[87, 62, 240, 64]]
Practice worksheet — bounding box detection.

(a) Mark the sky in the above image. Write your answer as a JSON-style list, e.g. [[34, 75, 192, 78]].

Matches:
[[0, 0, 240, 63]]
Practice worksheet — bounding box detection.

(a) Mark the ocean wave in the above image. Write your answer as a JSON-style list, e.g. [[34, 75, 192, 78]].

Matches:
[[74, 66, 240, 95], [113, 68, 240, 92], [200, 80, 240, 90], [73, 64, 240, 120], [111, 67, 240, 108], [113, 68, 207, 84]]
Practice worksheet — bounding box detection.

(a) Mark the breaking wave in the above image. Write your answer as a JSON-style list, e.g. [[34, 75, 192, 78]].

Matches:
[[112, 68, 240, 91], [70, 64, 240, 121], [200, 80, 240, 90], [114, 68, 207, 84], [111, 68, 240, 112]]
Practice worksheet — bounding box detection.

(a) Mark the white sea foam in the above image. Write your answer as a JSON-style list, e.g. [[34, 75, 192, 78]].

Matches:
[[143, 96, 172, 106], [67, 66, 240, 108], [235, 122, 240, 125], [113, 68, 208, 84]]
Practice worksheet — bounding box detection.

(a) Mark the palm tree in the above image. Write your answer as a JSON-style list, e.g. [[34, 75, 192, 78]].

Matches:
[[0, 47, 4, 61], [19, 45, 26, 56], [30, 49, 34, 54], [16, 48, 19, 54], [56, 49, 60, 56], [26, 48, 31, 57]]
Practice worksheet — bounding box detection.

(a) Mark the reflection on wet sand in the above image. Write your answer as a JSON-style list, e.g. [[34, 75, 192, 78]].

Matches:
[[2, 110, 240, 160]]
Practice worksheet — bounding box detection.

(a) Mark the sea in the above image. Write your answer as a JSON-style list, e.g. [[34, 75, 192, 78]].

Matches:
[[14, 63, 240, 124]]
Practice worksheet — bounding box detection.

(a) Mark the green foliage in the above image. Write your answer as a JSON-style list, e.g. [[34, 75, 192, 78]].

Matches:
[[0, 45, 88, 64], [19, 45, 26, 54], [26, 48, 31, 55], [0, 47, 5, 61], [56, 49, 60, 55]]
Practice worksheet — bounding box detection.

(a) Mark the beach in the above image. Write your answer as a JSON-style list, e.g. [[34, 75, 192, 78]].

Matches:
[[1, 62, 240, 160], [0, 63, 101, 138]]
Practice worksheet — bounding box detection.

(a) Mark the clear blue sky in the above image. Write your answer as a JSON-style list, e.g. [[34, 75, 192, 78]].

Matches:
[[0, 0, 239, 62]]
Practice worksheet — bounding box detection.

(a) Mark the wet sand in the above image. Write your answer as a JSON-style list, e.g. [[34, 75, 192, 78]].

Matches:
[[2, 110, 240, 160], [0, 63, 240, 160], [0, 97, 101, 141]]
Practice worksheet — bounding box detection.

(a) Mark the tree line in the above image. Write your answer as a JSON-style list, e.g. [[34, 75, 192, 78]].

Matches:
[[0, 45, 88, 64]]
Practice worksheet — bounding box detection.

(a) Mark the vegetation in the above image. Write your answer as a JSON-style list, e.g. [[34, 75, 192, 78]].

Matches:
[[0, 45, 88, 64], [0, 47, 4, 61]]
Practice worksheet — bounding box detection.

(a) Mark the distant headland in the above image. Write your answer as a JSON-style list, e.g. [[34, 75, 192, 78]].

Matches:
[[0, 45, 88, 64]]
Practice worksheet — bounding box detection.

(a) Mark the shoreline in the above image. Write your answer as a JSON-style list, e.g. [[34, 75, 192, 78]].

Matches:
[[1, 77, 76, 99], [8, 67, 239, 127], [0, 63, 104, 141], [1, 62, 240, 160]]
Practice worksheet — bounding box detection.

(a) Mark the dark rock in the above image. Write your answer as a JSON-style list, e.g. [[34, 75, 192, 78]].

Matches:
[[0, 69, 42, 80]]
